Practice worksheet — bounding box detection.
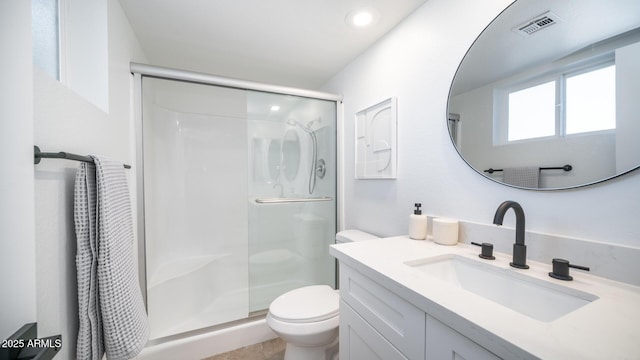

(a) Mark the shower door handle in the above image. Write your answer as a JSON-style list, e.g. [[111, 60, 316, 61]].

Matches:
[[255, 196, 333, 204]]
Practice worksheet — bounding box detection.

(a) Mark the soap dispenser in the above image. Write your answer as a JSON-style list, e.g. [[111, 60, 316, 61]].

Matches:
[[409, 203, 427, 240]]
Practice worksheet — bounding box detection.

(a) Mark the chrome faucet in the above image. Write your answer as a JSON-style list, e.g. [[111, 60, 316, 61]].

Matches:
[[493, 200, 529, 269]]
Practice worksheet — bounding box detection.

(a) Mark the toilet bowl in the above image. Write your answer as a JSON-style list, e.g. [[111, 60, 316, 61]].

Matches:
[[267, 229, 379, 360], [267, 285, 339, 360]]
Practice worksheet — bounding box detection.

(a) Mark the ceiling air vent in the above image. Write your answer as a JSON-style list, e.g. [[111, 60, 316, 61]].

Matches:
[[513, 11, 561, 36]]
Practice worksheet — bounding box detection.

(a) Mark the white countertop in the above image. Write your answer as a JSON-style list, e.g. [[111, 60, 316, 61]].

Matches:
[[330, 236, 640, 359]]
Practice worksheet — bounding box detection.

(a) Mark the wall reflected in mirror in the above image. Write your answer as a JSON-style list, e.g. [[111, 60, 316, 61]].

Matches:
[[448, 0, 640, 189]]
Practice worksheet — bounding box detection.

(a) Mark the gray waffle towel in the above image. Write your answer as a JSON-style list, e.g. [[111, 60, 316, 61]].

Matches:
[[503, 167, 540, 188], [74, 157, 149, 360], [75, 162, 103, 360]]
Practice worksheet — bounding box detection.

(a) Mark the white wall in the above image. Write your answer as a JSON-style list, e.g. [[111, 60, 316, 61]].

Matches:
[[324, 0, 640, 247], [0, 0, 36, 341], [32, 1, 146, 358], [616, 41, 640, 173], [62, 0, 109, 112]]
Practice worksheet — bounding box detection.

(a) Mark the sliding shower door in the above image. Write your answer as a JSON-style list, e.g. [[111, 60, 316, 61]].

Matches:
[[140, 77, 336, 339], [247, 91, 337, 312], [142, 78, 250, 339]]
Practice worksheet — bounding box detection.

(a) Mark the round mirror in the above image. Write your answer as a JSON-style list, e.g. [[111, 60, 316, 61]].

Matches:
[[282, 129, 301, 181], [448, 0, 640, 189]]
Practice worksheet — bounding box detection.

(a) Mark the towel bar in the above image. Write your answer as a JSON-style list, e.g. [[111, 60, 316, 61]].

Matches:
[[484, 165, 572, 174], [34, 146, 131, 169], [255, 196, 333, 203]]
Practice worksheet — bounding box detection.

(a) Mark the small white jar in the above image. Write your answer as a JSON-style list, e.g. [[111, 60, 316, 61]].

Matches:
[[432, 218, 459, 245]]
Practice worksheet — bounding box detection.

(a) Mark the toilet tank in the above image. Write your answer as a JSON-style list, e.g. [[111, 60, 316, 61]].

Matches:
[[335, 229, 379, 244], [334, 230, 378, 288]]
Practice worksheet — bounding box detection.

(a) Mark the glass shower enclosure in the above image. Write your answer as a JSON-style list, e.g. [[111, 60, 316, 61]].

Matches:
[[138, 74, 338, 340]]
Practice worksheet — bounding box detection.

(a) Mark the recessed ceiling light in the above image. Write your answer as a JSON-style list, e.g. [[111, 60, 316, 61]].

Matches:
[[270, 105, 280, 111], [346, 8, 380, 29], [353, 12, 373, 26]]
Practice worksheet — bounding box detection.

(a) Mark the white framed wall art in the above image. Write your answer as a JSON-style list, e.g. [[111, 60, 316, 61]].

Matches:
[[355, 97, 397, 179]]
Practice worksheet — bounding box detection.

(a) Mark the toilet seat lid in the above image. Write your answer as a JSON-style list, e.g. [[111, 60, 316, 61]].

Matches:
[[269, 285, 339, 323]]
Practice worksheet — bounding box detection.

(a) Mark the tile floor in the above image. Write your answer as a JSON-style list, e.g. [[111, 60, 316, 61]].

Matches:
[[203, 337, 285, 360]]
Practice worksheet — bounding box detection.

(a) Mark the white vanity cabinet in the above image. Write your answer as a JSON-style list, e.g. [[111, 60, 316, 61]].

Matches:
[[339, 262, 500, 360], [332, 236, 640, 359], [339, 263, 425, 359], [426, 315, 500, 360], [340, 300, 409, 360]]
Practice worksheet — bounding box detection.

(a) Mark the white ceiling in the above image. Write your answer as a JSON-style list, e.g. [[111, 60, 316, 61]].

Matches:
[[118, 0, 427, 89]]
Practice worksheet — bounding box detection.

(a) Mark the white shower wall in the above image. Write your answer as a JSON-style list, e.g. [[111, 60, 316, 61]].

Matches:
[[143, 79, 250, 339]]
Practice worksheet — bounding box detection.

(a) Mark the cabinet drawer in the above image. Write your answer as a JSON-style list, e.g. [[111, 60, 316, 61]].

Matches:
[[340, 299, 408, 360], [340, 263, 425, 360]]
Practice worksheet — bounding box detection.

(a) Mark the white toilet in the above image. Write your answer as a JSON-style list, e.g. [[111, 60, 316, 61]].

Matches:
[[267, 229, 379, 360]]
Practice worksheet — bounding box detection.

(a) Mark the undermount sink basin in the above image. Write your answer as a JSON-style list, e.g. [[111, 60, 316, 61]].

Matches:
[[405, 254, 598, 322]]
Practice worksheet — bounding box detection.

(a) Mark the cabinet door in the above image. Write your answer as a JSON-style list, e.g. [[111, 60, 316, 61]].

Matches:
[[340, 263, 425, 359], [340, 299, 408, 360], [426, 315, 500, 360]]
